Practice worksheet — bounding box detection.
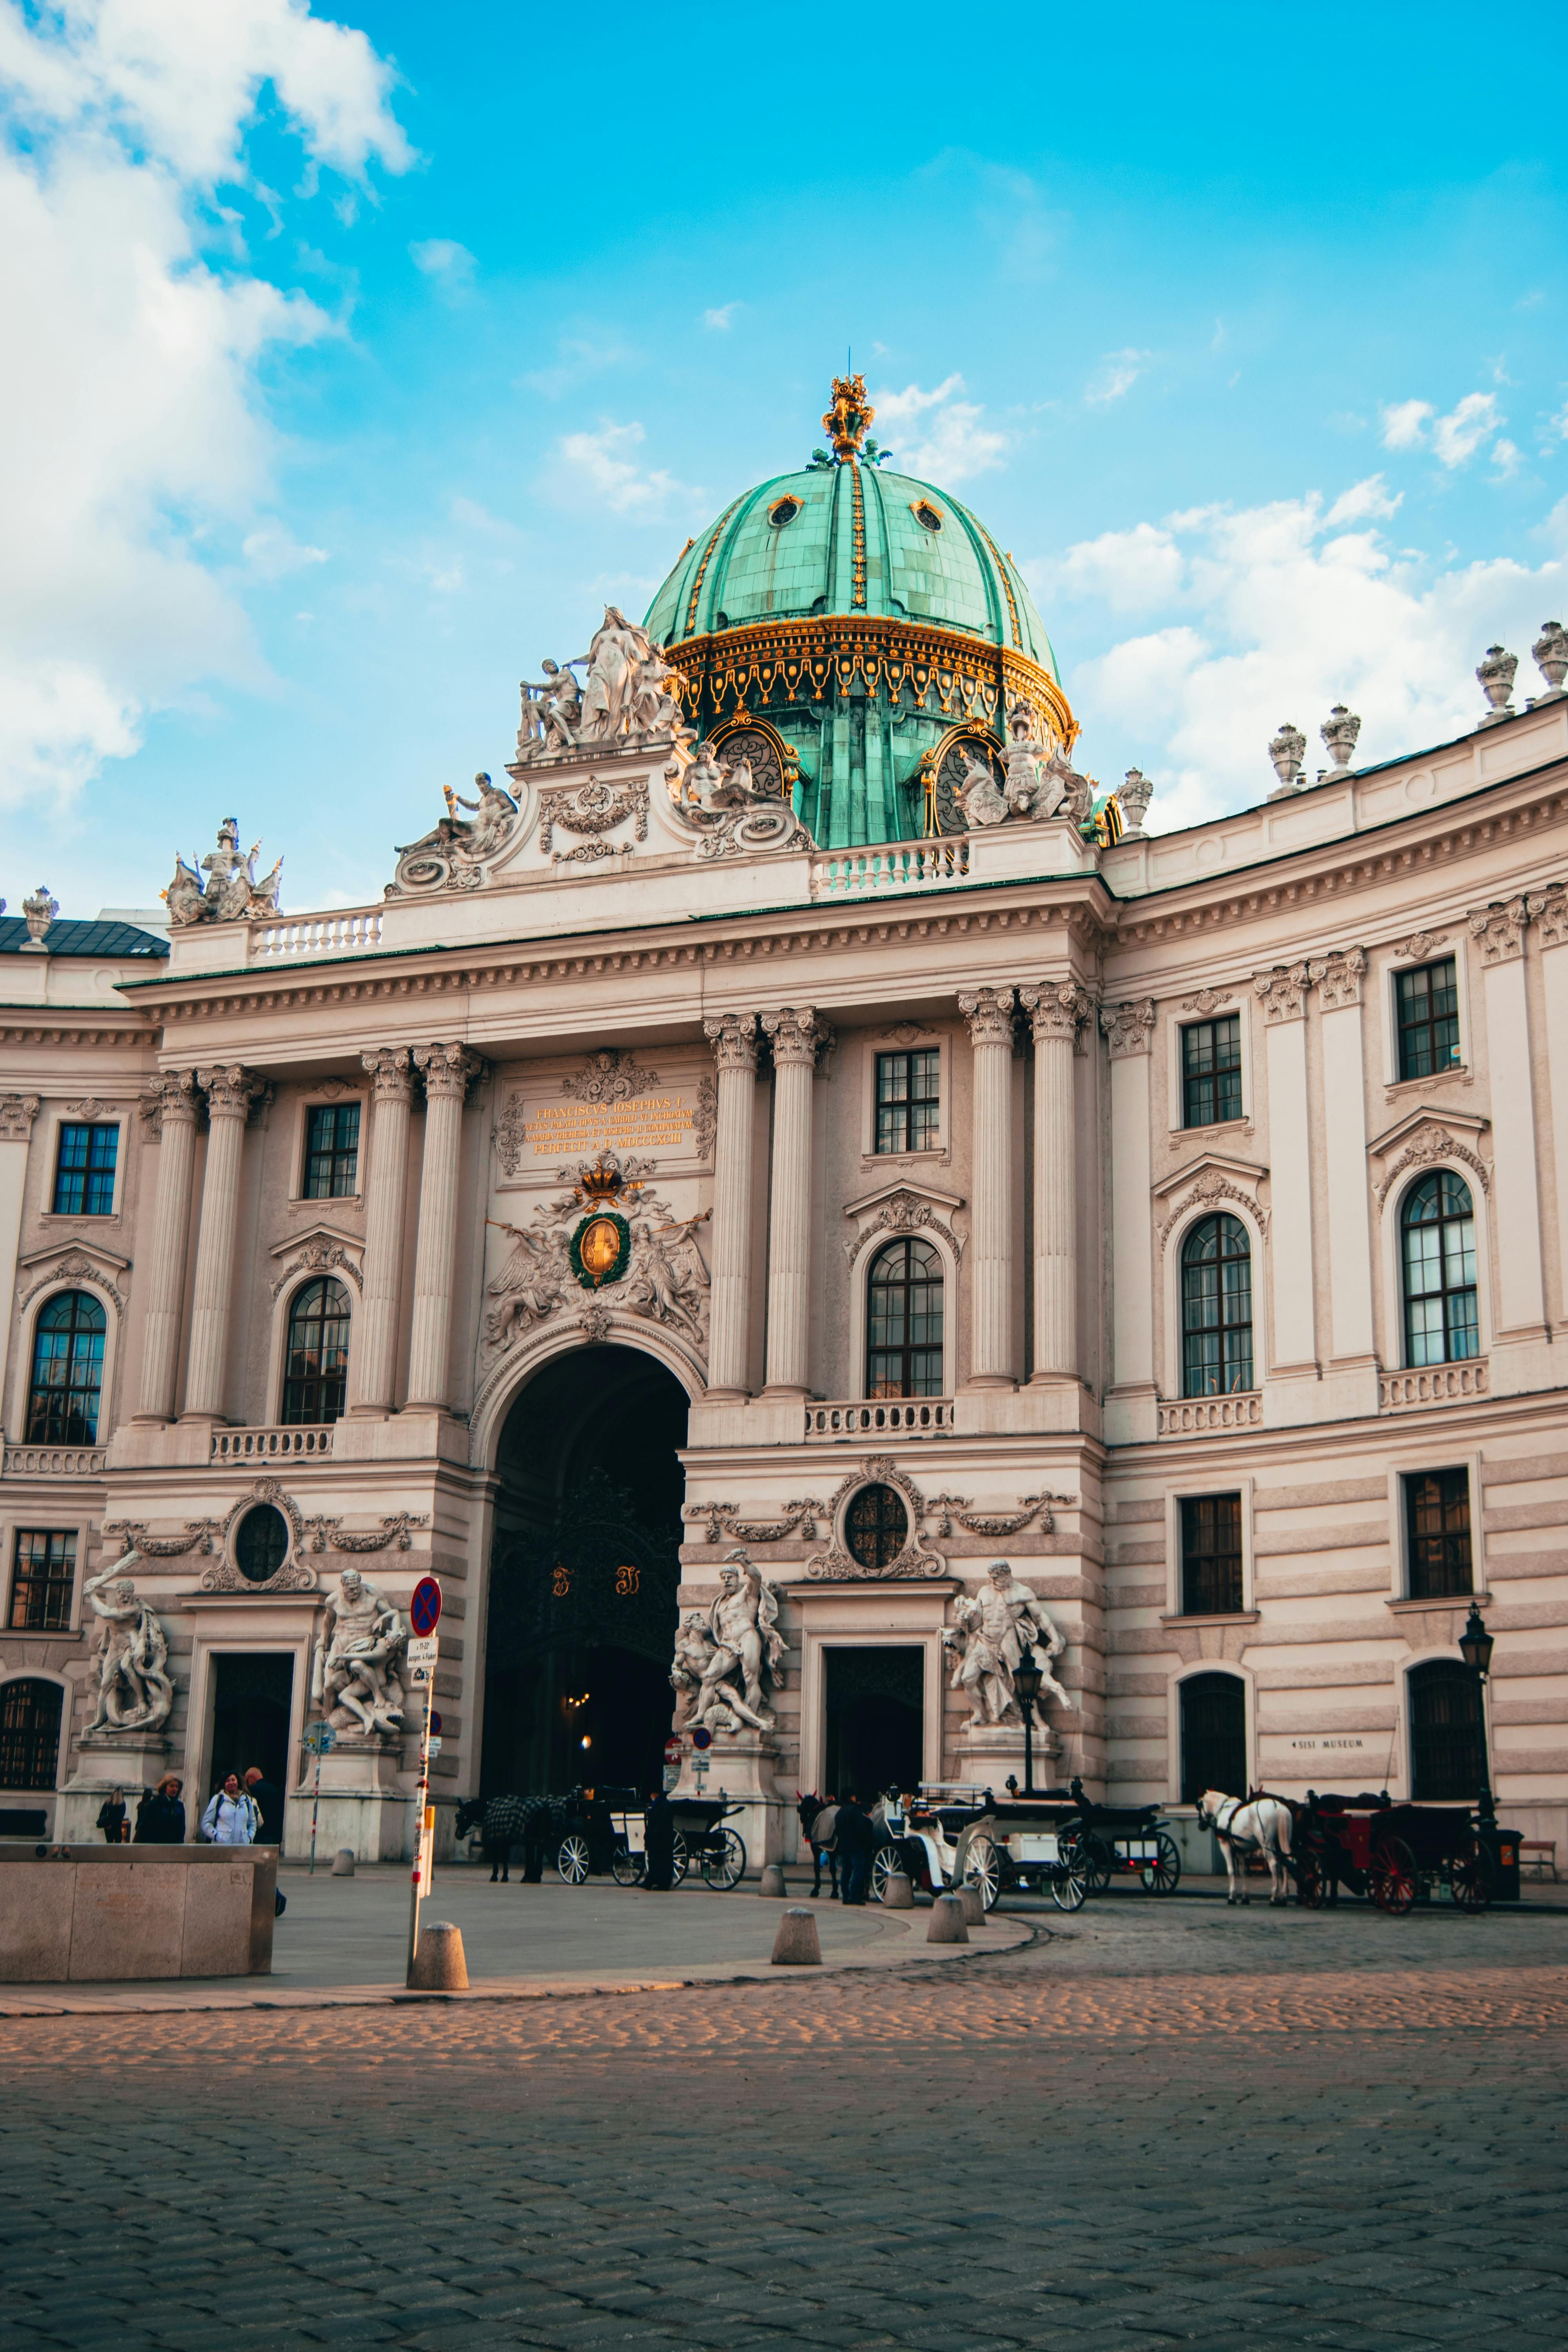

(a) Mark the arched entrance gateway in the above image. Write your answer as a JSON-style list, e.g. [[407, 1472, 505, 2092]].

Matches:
[[481, 1344, 687, 1796]]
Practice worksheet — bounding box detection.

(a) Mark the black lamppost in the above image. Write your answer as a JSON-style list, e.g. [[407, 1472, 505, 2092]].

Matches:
[[1458, 1601, 1497, 1829], [1014, 1656, 1044, 1797]]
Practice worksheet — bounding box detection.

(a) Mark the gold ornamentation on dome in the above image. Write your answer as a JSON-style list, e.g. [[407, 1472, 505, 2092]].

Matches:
[[849, 457, 867, 610], [822, 372, 874, 461]]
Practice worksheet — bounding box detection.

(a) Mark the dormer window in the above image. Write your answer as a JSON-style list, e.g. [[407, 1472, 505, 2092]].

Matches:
[[911, 501, 944, 533], [768, 497, 802, 528]]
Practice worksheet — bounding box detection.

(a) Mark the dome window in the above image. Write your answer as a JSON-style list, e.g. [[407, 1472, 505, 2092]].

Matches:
[[768, 496, 802, 528], [911, 500, 944, 533]]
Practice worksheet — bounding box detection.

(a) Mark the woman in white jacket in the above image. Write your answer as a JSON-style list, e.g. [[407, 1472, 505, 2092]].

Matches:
[[200, 1773, 259, 1845]]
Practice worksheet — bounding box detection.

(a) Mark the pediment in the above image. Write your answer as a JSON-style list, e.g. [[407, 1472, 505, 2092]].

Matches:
[[18, 1238, 131, 1272], [1151, 1151, 1267, 1201], [844, 1176, 965, 1219], [267, 1221, 363, 1259], [1368, 1105, 1490, 1158]]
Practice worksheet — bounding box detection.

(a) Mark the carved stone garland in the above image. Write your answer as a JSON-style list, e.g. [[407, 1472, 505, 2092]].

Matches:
[[300, 1510, 429, 1555], [684, 1498, 829, 1545], [804, 1456, 947, 1582], [920, 1494, 1064, 1540]]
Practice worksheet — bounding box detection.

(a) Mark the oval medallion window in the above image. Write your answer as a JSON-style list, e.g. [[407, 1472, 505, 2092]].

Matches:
[[235, 1504, 290, 1584], [911, 500, 944, 533], [768, 496, 802, 528], [845, 1483, 908, 1572]]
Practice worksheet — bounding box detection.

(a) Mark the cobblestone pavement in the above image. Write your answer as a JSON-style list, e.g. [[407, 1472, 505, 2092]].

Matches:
[[4, 1904, 1566, 2351]]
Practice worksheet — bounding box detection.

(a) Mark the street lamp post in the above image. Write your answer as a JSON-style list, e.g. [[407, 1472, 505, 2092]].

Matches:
[[1013, 1656, 1044, 1797], [1458, 1601, 1497, 1830]]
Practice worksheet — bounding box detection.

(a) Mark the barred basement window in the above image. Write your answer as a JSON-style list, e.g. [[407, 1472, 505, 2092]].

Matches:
[[1409, 1660, 1484, 1801], [8, 1531, 77, 1632], [0, 1679, 62, 1792]]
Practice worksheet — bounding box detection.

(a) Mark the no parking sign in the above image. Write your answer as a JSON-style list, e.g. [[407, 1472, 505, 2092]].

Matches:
[[410, 1575, 442, 1637]]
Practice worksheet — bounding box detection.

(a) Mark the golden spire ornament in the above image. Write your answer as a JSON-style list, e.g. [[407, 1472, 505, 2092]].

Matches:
[[822, 372, 874, 461]]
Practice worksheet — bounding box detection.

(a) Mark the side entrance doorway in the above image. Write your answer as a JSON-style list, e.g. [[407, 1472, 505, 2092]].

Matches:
[[207, 1652, 293, 1817], [824, 1647, 924, 1801]]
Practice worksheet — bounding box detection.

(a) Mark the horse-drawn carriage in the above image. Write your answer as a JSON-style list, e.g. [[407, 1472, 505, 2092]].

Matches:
[[1294, 1791, 1493, 1913], [458, 1786, 747, 1888], [606, 1795, 747, 1891], [875, 1783, 1180, 1913]]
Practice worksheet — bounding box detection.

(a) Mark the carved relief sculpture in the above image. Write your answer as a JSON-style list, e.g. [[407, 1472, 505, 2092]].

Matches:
[[82, 1553, 174, 1734], [674, 1551, 786, 1734], [483, 1152, 709, 1354], [312, 1568, 408, 1738], [944, 1562, 1071, 1730]]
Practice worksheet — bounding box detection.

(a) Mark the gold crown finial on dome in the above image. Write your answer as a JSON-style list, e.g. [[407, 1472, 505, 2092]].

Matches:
[[823, 372, 874, 461]]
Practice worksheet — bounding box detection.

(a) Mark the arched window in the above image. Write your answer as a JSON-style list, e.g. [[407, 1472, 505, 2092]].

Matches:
[[25, 1291, 106, 1446], [1181, 1214, 1254, 1397], [1402, 1172, 1479, 1367], [1409, 1660, 1485, 1801], [867, 1237, 944, 1398], [845, 1483, 909, 1572], [0, 1678, 63, 1790], [281, 1278, 351, 1424], [1180, 1672, 1246, 1802]]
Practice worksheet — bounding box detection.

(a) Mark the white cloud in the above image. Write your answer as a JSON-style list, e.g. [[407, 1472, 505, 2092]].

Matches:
[[552, 421, 697, 519], [409, 237, 475, 295], [1325, 474, 1401, 525], [1550, 399, 1568, 444], [1084, 348, 1149, 406], [871, 374, 1006, 484], [702, 302, 740, 330], [1380, 398, 1434, 451], [1036, 487, 1563, 833], [0, 0, 408, 804], [1433, 391, 1502, 468], [1491, 438, 1522, 479]]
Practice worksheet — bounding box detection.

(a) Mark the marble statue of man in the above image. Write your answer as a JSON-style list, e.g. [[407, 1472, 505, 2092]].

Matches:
[[83, 1553, 173, 1733], [949, 1561, 1071, 1728], [956, 748, 1008, 830], [686, 1551, 786, 1733], [441, 772, 518, 864], [1004, 700, 1054, 818], [312, 1568, 407, 1737], [670, 1610, 719, 1728]]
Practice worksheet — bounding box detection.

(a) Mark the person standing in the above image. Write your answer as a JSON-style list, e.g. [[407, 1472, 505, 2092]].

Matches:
[[243, 1764, 284, 1849], [643, 1788, 676, 1891], [134, 1775, 185, 1844], [95, 1789, 127, 1844], [200, 1773, 259, 1846], [834, 1793, 877, 1906]]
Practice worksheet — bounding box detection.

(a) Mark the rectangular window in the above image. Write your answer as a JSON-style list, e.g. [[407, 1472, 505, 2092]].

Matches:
[[52, 1123, 118, 1216], [1396, 957, 1461, 1082], [1180, 1494, 1244, 1617], [1406, 1469, 1473, 1599], [8, 1530, 77, 1632], [1181, 1016, 1242, 1129], [875, 1050, 940, 1155], [304, 1102, 361, 1199]]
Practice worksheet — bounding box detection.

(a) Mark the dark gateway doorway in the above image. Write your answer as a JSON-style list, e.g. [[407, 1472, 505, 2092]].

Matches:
[[208, 1653, 293, 1807], [824, 1647, 924, 1801], [482, 1345, 686, 1798]]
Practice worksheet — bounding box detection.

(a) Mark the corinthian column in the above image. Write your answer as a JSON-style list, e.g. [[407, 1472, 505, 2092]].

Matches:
[[135, 1074, 200, 1424], [405, 1044, 482, 1412], [1020, 980, 1090, 1381], [958, 985, 1017, 1388], [760, 1007, 828, 1397], [180, 1065, 258, 1421], [354, 1046, 415, 1416], [702, 1012, 759, 1399]]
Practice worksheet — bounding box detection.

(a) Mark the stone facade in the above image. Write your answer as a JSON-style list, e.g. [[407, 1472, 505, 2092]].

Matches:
[[4, 661, 1568, 1867]]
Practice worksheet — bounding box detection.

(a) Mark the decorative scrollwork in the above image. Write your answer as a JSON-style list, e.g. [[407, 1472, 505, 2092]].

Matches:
[[921, 1493, 1064, 1539], [539, 774, 648, 860], [18, 1250, 127, 1316], [804, 1455, 946, 1581], [683, 1498, 828, 1545], [104, 1519, 217, 1558], [301, 1510, 430, 1555], [1374, 1123, 1491, 1206]]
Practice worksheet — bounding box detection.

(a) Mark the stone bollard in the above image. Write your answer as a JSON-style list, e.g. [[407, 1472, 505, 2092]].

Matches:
[[771, 1907, 822, 1965], [881, 1871, 914, 1909], [928, 1892, 969, 1944], [330, 1848, 356, 1877], [958, 1881, 987, 1927], [407, 1922, 468, 1991], [759, 1862, 786, 1898]]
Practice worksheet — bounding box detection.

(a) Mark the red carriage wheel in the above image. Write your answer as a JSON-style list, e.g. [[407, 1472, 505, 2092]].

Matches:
[[1370, 1835, 1417, 1915], [1296, 1856, 1327, 1909], [1450, 1844, 1493, 1913]]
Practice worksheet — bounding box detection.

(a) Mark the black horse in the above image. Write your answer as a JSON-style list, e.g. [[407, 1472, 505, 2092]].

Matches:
[[795, 1791, 839, 1898], [455, 1793, 555, 1882]]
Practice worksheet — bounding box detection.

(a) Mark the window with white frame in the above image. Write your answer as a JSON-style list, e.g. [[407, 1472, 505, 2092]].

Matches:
[[1180, 1015, 1242, 1128], [1180, 1214, 1254, 1396], [1405, 1470, 1473, 1600], [1401, 1172, 1479, 1365], [1395, 957, 1461, 1082]]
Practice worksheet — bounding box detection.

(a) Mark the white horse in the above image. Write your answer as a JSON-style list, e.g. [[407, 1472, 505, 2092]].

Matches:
[[1195, 1790, 1295, 1906]]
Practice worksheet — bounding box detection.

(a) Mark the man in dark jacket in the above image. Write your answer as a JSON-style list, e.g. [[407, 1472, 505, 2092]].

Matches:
[[643, 1789, 677, 1891], [244, 1764, 284, 1848], [134, 1775, 186, 1844], [834, 1793, 878, 1906]]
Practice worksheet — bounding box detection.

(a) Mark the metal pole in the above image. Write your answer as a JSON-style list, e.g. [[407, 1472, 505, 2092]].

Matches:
[[1022, 1697, 1035, 1797], [405, 1694, 432, 1982], [309, 1747, 322, 1875], [1476, 1669, 1497, 1830]]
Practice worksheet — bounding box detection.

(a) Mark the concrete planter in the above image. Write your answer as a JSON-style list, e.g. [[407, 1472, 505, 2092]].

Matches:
[[0, 1844, 278, 1982]]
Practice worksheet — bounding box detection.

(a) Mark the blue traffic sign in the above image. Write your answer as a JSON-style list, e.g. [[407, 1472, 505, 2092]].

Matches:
[[429, 1711, 442, 1737], [691, 1726, 712, 1751], [410, 1575, 442, 1637]]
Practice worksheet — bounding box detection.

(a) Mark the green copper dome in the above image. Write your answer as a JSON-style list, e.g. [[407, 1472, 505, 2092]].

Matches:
[[645, 463, 1060, 678]]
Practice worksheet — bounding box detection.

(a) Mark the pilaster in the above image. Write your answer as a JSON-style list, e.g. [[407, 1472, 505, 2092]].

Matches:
[[1019, 980, 1091, 1384], [1307, 947, 1377, 1406], [1470, 894, 1550, 1352], [1252, 964, 1318, 1403], [179, 1064, 258, 1423], [958, 985, 1017, 1390], [405, 1044, 483, 1412], [702, 1012, 759, 1401], [354, 1046, 415, 1417], [1100, 997, 1156, 1440], [759, 1007, 828, 1398]]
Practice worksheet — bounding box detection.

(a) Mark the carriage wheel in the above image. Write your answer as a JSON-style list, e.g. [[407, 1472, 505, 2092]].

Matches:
[[1141, 1832, 1181, 1896], [1051, 1860, 1088, 1913], [963, 1835, 1001, 1912], [670, 1831, 689, 1887], [1370, 1835, 1416, 1915], [1297, 1857, 1328, 1909], [1450, 1845, 1493, 1913], [1058, 1826, 1105, 1894], [557, 1834, 590, 1886], [701, 1828, 746, 1890], [870, 1847, 902, 1904], [610, 1845, 644, 1887]]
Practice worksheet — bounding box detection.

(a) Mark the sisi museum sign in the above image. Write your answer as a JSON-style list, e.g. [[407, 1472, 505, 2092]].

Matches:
[[3, 375, 1568, 1870]]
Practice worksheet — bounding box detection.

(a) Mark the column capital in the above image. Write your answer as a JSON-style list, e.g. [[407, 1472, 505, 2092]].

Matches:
[[412, 1042, 486, 1100], [703, 1011, 759, 1073], [198, 1063, 261, 1120], [1251, 963, 1312, 1023], [140, 1071, 198, 1139], [1305, 946, 1367, 1008], [0, 1091, 42, 1141], [1019, 980, 1093, 1044], [760, 1006, 830, 1065], [958, 985, 1016, 1047], [362, 1044, 415, 1101], [1099, 998, 1156, 1059], [1468, 893, 1547, 965], [1538, 882, 1568, 951]]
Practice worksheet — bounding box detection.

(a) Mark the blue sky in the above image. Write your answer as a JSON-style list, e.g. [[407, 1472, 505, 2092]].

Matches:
[[2, 0, 1565, 912]]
